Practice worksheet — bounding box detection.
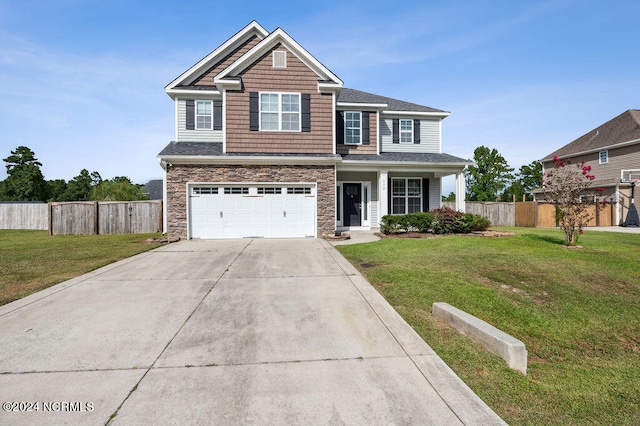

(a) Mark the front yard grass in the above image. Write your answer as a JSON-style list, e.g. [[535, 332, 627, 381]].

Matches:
[[0, 230, 163, 306], [337, 228, 640, 425]]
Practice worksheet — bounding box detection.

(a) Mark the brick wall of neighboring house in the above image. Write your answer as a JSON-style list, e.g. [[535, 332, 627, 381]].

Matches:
[[337, 112, 378, 155], [226, 43, 334, 154], [166, 164, 335, 239], [193, 35, 261, 85]]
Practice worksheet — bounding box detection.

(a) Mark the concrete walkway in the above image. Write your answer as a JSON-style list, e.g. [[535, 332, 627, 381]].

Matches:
[[0, 239, 505, 425]]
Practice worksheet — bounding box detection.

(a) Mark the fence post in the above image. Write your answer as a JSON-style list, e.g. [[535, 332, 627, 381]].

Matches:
[[94, 202, 99, 235], [48, 202, 53, 236]]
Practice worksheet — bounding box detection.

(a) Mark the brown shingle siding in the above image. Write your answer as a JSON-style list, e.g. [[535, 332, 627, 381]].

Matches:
[[226, 44, 333, 154], [193, 35, 261, 86]]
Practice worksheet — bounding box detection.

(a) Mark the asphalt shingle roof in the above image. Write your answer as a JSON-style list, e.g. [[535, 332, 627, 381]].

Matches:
[[158, 142, 340, 158], [341, 152, 471, 164], [158, 142, 470, 165], [543, 110, 640, 160], [337, 88, 447, 114]]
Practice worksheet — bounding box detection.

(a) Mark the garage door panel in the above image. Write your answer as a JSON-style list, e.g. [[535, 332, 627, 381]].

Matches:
[[190, 185, 315, 239]]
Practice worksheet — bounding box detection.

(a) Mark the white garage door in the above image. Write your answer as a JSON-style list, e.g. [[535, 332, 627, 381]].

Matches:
[[189, 184, 316, 239]]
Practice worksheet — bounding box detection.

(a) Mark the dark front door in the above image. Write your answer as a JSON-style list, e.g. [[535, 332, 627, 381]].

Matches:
[[343, 183, 362, 227]]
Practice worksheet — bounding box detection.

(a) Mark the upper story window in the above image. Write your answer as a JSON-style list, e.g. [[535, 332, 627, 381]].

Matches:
[[345, 111, 361, 144], [260, 92, 300, 131], [599, 150, 608, 164], [400, 119, 413, 143], [196, 100, 213, 130]]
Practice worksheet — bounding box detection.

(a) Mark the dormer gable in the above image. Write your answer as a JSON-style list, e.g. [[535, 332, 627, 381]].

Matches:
[[214, 27, 343, 93], [165, 21, 269, 97]]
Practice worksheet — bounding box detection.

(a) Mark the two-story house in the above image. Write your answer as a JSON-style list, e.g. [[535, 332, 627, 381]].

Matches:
[[158, 21, 471, 239], [537, 109, 640, 225]]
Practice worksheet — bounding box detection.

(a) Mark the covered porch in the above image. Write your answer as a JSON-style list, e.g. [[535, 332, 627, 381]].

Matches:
[[335, 159, 469, 231]]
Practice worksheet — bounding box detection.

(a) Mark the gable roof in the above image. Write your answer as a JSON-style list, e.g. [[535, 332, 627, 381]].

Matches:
[[542, 109, 640, 161], [337, 88, 449, 117], [165, 21, 269, 92], [214, 26, 342, 91]]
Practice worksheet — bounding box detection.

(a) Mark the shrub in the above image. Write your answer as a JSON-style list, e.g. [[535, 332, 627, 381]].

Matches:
[[465, 213, 492, 232], [381, 209, 489, 234], [406, 212, 434, 233], [380, 214, 407, 234]]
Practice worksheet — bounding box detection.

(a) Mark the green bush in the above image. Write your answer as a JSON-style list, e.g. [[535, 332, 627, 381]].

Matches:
[[380, 214, 407, 234], [381, 209, 489, 234], [406, 212, 434, 233]]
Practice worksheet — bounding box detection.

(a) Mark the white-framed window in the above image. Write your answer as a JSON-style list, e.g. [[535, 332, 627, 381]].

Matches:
[[400, 119, 413, 143], [392, 177, 422, 214], [345, 111, 361, 144], [260, 92, 300, 131], [196, 100, 213, 130], [599, 150, 608, 164]]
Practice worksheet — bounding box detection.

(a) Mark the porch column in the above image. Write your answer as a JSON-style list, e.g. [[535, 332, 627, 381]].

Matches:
[[379, 170, 388, 219], [455, 171, 466, 213]]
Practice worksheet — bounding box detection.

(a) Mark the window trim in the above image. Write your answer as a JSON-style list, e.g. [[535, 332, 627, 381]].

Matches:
[[399, 119, 413, 143], [391, 177, 422, 215], [599, 150, 608, 164], [344, 111, 362, 145], [259, 92, 301, 132], [195, 100, 213, 130]]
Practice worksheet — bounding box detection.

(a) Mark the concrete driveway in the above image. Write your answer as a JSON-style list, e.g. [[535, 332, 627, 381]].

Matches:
[[0, 238, 505, 425]]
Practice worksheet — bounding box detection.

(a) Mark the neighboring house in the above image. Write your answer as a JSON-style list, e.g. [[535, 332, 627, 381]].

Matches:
[[158, 21, 471, 239], [144, 179, 163, 200], [536, 109, 640, 225]]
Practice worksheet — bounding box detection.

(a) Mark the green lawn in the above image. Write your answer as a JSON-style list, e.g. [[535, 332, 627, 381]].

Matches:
[[337, 228, 640, 425], [0, 230, 163, 306]]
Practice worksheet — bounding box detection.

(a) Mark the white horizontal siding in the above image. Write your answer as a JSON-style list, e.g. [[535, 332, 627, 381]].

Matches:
[[380, 117, 441, 153], [429, 178, 441, 210], [176, 98, 223, 143]]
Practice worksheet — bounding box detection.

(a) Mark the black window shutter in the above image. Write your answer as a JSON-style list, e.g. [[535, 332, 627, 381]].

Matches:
[[213, 100, 222, 131], [362, 112, 370, 145], [336, 111, 345, 145], [392, 119, 399, 144], [422, 178, 429, 212], [414, 119, 421, 144], [185, 100, 195, 130], [301, 94, 311, 132], [249, 92, 259, 131]]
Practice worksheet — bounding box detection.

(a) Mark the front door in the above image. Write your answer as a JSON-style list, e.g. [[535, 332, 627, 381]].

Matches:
[[343, 183, 361, 227]]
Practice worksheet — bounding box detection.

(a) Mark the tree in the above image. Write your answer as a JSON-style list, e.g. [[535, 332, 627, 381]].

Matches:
[[46, 179, 68, 201], [466, 146, 514, 201], [500, 160, 542, 201], [542, 157, 604, 246], [442, 192, 456, 202], [90, 176, 148, 201], [60, 169, 97, 201], [1, 146, 48, 201]]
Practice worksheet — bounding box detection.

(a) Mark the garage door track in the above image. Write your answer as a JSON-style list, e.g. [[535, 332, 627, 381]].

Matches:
[[0, 238, 505, 425]]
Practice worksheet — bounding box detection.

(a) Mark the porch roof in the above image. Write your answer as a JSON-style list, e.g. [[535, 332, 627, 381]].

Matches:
[[340, 152, 472, 165]]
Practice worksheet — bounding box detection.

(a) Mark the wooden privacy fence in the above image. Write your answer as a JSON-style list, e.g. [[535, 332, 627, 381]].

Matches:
[[49, 201, 162, 235], [444, 201, 617, 227], [442, 202, 515, 226], [0, 202, 49, 230], [0, 201, 162, 235]]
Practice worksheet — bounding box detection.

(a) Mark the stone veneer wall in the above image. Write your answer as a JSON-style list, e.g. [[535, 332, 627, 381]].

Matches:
[[166, 164, 335, 239]]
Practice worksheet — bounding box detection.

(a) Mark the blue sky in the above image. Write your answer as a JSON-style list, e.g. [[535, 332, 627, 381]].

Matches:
[[1, 0, 638, 194]]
